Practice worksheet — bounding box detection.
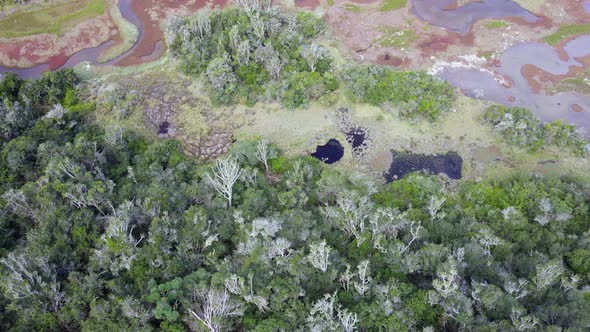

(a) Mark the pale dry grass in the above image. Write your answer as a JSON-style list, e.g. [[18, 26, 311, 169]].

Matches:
[[512, 0, 547, 13]]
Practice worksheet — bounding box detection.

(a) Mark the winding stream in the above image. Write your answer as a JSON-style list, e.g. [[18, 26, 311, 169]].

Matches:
[[0, 0, 144, 79]]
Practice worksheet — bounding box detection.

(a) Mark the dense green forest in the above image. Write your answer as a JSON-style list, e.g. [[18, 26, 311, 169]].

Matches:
[[1, 71, 589, 331]]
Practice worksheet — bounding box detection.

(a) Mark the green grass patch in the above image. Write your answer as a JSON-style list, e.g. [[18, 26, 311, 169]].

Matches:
[[380, 0, 407, 12], [377, 27, 418, 48], [327, 0, 335, 6], [342, 2, 362, 12], [543, 23, 590, 46], [478, 51, 494, 60], [484, 20, 510, 29], [0, 0, 107, 38]]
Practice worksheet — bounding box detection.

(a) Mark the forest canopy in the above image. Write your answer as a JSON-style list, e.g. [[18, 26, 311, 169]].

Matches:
[[0, 71, 589, 331]]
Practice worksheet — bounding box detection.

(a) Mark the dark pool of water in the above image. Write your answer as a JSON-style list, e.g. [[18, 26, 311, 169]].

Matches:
[[311, 139, 344, 164], [385, 151, 462, 182], [346, 127, 366, 149], [411, 0, 538, 34], [158, 121, 170, 134]]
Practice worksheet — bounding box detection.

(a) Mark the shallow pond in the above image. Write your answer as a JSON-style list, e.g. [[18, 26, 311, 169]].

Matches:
[[439, 35, 590, 138], [411, 0, 538, 34], [385, 151, 462, 182], [311, 139, 344, 164]]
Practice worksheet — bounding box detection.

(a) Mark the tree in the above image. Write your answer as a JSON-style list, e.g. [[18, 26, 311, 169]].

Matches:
[[302, 44, 325, 72], [189, 288, 243, 332], [0, 253, 64, 313], [237, 40, 251, 65], [256, 138, 274, 171], [307, 240, 331, 272], [206, 156, 242, 207], [323, 190, 372, 246], [353, 260, 372, 296], [510, 308, 539, 331], [534, 260, 564, 290], [190, 8, 211, 40], [206, 55, 237, 91]]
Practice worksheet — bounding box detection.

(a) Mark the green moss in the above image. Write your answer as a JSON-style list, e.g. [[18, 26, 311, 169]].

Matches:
[[484, 20, 510, 29], [0, 0, 107, 38], [543, 23, 590, 46], [342, 2, 362, 12], [377, 28, 418, 48], [327, 0, 335, 6], [380, 0, 407, 12]]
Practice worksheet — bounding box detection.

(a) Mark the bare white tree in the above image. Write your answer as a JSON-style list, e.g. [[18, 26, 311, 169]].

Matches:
[[2, 189, 38, 222], [323, 191, 372, 246], [339, 264, 353, 292], [206, 156, 242, 207], [503, 278, 529, 299], [427, 195, 446, 221], [353, 260, 372, 296], [307, 240, 331, 272], [250, 12, 266, 41], [432, 258, 459, 298], [189, 288, 243, 332], [534, 197, 571, 226], [401, 221, 422, 254], [190, 7, 212, 40], [256, 138, 271, 171], [510, 308, 539, 331], [533, 260, 563, 290], [337, 307, 358, 332], [476, 227, 503, 256], [302, 44, 325, 72], [265, 54, 283, 80], [229, 25, 241, 50], [561, 274, 580, 291], [235, 0, 270, 16], [0, 253, 64, 312], [307, 293, 339, 331], [237, 39, 251, 65]]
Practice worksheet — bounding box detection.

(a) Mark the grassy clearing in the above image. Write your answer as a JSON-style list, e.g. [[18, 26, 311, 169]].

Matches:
[[380, 0, 407, 12], [484, 20, 510, 29], [543, 23, 590, 46], [342, 2, 362, 13], [0, 0, 107, 38], [376, 27, 418, 48]]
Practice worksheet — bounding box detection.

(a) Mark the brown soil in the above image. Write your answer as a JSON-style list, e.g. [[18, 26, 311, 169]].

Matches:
[[376, 53, 411, 67], [572, 104, 584, 112], [294, 0, 321, 9], [350, 0, 380, 4], [521, 54, 590, 94]]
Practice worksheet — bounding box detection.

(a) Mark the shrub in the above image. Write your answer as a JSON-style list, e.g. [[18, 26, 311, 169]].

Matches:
[[342, 65, 454, 120], [168, 6, 332, 108], [483, 105, 588, 156]]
